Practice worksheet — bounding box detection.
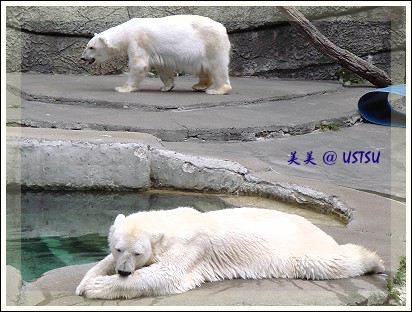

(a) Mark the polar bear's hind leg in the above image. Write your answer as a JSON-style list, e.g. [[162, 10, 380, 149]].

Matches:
[[290, 244, 385, 280], [192, 69, 214, 91], [156, 66, 176, 92]]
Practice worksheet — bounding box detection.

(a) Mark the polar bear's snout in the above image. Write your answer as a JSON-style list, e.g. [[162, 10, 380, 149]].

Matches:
[[116, 260, 134, 276], [115, 253, 136, 276], [81, 56, 95, 64], [81, 52, 95, 64]]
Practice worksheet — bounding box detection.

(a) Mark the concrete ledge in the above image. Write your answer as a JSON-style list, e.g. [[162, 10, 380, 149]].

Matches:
[[150, 148, 249, 193], [7, 138, 151, 190], [6, 266, 24, 306], [6, 127, 352, 220], [6, 128, 161, 188], [6, 73, 372, 142], [17, 263, 388, 306]]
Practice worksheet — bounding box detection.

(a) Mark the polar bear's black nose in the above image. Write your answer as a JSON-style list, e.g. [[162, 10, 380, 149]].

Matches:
[[118, 270, 132, 276], [81, 57, 95, 64]]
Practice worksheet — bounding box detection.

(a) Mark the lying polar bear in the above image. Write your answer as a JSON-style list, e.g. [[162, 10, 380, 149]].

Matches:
[[76, 207, 384, 299], [81, 15, 232, 95]]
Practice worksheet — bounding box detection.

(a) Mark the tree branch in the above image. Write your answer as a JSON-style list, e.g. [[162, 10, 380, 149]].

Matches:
[[277, 6, 393, 87]]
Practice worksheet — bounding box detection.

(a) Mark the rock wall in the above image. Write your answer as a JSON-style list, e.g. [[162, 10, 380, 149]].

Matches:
[[6, 6, 406, 83]]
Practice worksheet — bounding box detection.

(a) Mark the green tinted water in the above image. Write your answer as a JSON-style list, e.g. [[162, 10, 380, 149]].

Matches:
[[6, 190, 345, 281]]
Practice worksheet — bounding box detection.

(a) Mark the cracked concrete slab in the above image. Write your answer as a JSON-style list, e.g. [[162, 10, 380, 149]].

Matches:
[[7, 73, 345, 110], [164, 123, 406, 199], [6, 73, 372, 142], [11, 263, 389, 306]]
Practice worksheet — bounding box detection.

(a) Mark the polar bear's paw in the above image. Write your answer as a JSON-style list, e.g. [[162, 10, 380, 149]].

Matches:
[[115, 85, 139, 93], [192, 82, 213, 91], [160, 84, 175, 92], [75, 283, 85, 296], [80, 276, 121, 299], [205, 84, 232, 95]]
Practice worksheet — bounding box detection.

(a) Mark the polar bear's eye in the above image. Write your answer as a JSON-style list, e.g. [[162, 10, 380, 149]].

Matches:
[[89, 47, 94, 50], [134, 252, 141, 256], [116, 248, 121, 252]]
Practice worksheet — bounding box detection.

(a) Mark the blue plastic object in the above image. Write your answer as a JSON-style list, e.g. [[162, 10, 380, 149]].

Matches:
[[357, 84, 406, 127]]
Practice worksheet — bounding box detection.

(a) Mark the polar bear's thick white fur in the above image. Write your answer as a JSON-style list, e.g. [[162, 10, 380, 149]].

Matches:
[[76, 207, 384, 299], [81, 15, 232, 95]]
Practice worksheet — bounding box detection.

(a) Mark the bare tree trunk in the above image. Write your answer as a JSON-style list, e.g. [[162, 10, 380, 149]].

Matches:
[[277, 6, 393, 87]]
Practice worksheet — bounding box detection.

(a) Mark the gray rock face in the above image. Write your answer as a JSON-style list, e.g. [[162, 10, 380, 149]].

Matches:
[[229, 20, 395, 80], [5, 6, 406, 83]]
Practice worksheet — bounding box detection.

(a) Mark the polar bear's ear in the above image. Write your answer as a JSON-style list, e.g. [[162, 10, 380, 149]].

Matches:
[[98, 36, 115, 49], [114, 214, 126, 226], [151, 232, 165, 245]]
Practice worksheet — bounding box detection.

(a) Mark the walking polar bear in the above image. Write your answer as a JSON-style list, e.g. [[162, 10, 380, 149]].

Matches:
[[76, 207, 384, 299], [81, 15, 232, 95]]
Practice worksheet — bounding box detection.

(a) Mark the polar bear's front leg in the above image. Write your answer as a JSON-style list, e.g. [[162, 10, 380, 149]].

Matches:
[[81, 263, 199, 299], [116, 45, 150, 93], [115, 63, 148, 93], [76, 254, 116, 296], [81, 274, 142, 300], [80, 241, 208, 299]]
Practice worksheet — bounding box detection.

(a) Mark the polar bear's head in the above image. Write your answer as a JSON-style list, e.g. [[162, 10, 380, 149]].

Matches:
[[108, 213, 163, 276], [81, 34, 118, 64]]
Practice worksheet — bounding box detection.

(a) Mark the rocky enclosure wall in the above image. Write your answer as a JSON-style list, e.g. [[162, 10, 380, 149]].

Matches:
[[6, 6, 406, 83]]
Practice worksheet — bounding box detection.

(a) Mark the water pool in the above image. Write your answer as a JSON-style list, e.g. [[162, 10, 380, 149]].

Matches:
[[6, 189, 345, 281]]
